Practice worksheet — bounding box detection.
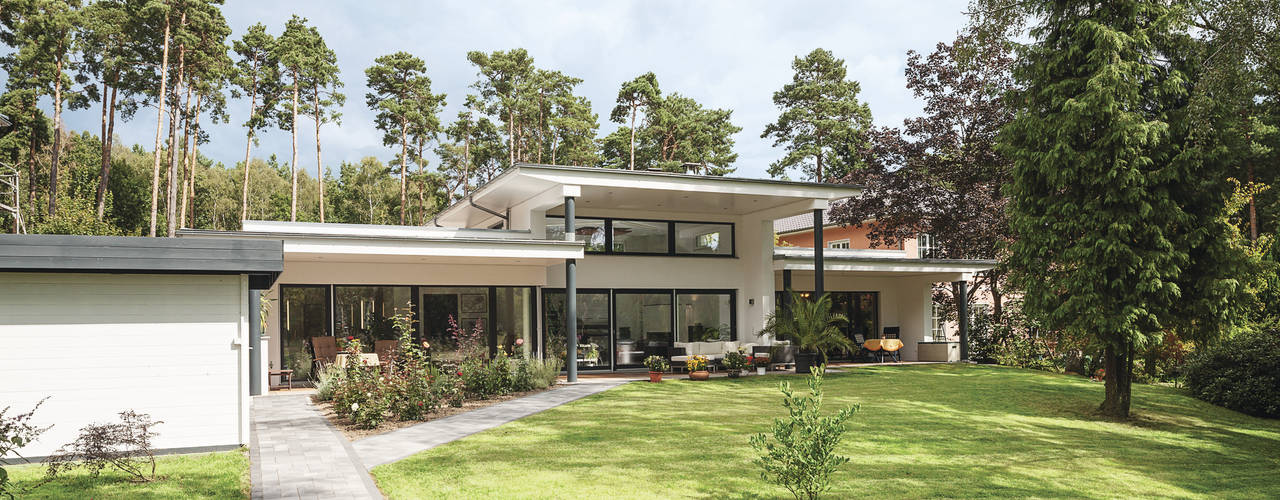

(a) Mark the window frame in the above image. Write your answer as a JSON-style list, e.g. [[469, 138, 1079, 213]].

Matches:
[[546, 215, 736, 258], [827, 239, 851, 249]]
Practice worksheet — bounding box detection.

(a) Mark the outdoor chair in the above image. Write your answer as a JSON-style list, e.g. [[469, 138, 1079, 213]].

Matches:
[[310, 336, 338, 375], [374, 340, 399, 372], [882, 326, 901, 339], [853, 333, 873, 361]]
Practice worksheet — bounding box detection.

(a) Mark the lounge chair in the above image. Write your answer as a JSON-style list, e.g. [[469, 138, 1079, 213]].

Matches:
[[310, 336, 338, 375]]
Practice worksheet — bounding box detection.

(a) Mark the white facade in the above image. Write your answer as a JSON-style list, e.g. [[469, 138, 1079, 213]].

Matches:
[[0, 273, 251, 458]]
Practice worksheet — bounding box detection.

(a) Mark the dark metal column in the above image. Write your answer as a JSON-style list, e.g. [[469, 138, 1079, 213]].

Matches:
[[249, 289, 263, 396], [565, 196, 578, 383], [955, 280, 970, 361], [813, 209, 825, 298]]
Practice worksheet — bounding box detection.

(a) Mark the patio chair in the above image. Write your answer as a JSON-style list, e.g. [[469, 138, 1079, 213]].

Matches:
[[310, 336, 338, 375], [883, 326, 901, 339], [853, 333, 873, 361]]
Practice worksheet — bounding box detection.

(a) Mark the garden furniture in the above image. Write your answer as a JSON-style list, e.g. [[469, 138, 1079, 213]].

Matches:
[[864, 338, 903, 362], [334, 352, 381, 368], [310, 336, 338, 374], [374, 340, 399, 366], [268, 369, 294, 390]]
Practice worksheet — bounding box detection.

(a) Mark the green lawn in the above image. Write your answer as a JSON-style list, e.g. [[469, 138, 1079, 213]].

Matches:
[[7, 449, 248, 499], [372, 364, 1280, 499]]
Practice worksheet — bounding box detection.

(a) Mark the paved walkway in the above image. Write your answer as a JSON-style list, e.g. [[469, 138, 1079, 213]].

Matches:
[[251, 380, 629, 498], [251, 393, 382, 500], [354, 379, 629, 468]]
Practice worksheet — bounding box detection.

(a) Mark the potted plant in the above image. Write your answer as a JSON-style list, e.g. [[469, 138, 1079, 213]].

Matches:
[[723, 350, 749, 378], [761, 292, 853, 374], [644, 355, 669, 383], [750, 355, 769, 375], [687, 355, 711, 381]]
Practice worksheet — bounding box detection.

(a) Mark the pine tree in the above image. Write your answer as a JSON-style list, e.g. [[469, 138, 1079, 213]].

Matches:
[[231, 22, 279, 224], [763, 48, 872, 182], [365, 52, 445, 225], [609, 72, 660, 170]]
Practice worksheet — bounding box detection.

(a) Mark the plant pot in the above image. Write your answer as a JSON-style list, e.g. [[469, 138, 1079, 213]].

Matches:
[[795, 353, 816, 374], [648, 371, 664, 383], [689, 370, 710, 381], [756, 367, 766, 376], [727, 369, 741, 379]]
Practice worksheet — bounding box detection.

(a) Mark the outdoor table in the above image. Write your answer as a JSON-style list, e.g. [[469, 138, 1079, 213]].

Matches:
[[268, 369, 293, 390], [333, 353, 380, 368]]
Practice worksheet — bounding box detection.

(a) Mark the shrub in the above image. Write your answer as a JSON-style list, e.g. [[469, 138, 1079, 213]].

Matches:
[[313, 365, 344, 402], [509, 358, 535, 392], [1184, 329, 1280, 418], [723, 350, 749, 371], [385, 307, 439, 421], [460, 357, 499, 399], [434, 369, 466, 407], [526, 357, 564, 389], [750, 365, 858, 500], [46, 411, 162, 483], [1, 399, 50, 498]]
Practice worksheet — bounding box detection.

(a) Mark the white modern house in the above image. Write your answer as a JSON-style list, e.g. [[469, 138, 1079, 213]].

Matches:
[[0, 163, 993, 458]]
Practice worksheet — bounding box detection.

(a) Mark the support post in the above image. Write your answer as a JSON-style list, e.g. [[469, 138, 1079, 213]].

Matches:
[[955, 280, 970, 362], [813, 209, 824, 299], [565, 195, 577, 383], [248, 289, 263, 396]]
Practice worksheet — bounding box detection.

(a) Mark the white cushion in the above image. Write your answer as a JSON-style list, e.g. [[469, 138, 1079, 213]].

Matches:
[[671, 355, 690, 362], [723, 341, 739, 354], [674, 342, 689, 350], [690, 342, 709, 355]]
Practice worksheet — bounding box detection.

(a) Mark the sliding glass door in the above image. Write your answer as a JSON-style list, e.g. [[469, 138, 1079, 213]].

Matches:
[[280, 285, 329, 379], [543, 290, 612, 371], [613, 291, 672, 368]]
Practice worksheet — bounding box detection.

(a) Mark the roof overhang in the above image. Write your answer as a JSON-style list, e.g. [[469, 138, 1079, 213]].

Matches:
[[0, 234, 283, 287], [773, 247, 996, 280], [179, 221, 584, 266], [434, 163, 864, 227]]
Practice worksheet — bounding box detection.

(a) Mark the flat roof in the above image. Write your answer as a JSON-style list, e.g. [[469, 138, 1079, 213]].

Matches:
[[0, 234, 283, 276], [435, 163, 864, 228], [773, 246, 996, 275]]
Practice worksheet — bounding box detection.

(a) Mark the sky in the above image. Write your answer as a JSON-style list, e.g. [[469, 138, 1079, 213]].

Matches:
[[53, 0, 974, 181]]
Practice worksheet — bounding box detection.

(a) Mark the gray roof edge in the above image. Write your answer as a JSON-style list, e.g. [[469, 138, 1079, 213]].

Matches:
[[0, 234, 283, 274], [177, 228, 587, 248]]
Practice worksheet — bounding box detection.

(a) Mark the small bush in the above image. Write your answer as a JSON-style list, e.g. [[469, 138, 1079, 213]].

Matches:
[[526, 357, 563, 389], [313, 366, 344, 402], [1184, 329, 1280, 418], [46, 411, 162, 482], [750, 365, 858, 500], [1, 399, 50, 497]]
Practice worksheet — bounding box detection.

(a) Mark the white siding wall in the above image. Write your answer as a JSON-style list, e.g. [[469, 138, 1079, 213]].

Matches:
[[0, 273, 248, 458]]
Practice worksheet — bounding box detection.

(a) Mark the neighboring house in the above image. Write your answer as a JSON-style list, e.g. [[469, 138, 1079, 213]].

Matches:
[[0, 163, 993, 458], [774, 211, 996, 343]]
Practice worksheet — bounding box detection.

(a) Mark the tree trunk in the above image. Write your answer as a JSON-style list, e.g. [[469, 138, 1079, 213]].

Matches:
[[165, 33, 187, 238], [240, 56, 259, 224], [289, 73, 299, 222], [399, 117, 408, 225], [96, 79, 119, 220], [183, 92, 202, 228], [178, 84, 194, 228], [507, 109, 514, 168], [188, 101, 201, 229], [463, 112, 472, 194], [149, 6, 175, 237], [314, 82, 325, 223], [416, 136, 426, 225], [1099, 342, 1132, 418], [629, 103, 637, 170], [815, 131, 824, 183], [1248, 162, 1257, 241], [49, 51, 66, 217], [26, 97, 37, 207], [96, 78, 111, 220]]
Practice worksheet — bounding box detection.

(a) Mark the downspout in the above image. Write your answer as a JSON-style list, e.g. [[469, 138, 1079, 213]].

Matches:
[[468, 195, 509, 229]]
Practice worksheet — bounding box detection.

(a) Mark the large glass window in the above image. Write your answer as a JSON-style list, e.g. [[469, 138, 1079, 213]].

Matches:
[[280, 286, 329, 379], [543, 290, 612, 370], [614, 292, 672, 367], [335, 286, 412, 346], [547, 215, 733, 257], [419, 287, 489, 361], [547, 216, 607, 252], [674, 222, 733, 256], [676, 292, 734, 342], [612, 220, 669, 253], [495, 287, 535, 358]]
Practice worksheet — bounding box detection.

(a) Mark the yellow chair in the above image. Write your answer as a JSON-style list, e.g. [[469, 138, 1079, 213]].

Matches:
[[879, 339, 903, 362]]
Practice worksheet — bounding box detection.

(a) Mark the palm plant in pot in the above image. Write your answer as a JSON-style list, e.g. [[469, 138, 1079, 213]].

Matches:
[[644, 355, 669, 383], [762, 292, 852, 374]]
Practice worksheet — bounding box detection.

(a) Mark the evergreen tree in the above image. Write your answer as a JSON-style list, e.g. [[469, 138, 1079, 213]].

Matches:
[[609, 72, 660, 170], [1002, 0, 1247, 417], [466, 48, 533, 168], [364, 51, 445, 225], [763, 48, 872, 182], [231, 22, 279, 224]]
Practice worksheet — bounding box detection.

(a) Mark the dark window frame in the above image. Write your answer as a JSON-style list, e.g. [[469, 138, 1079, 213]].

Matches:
[[547, 215, 736, 258], [277, 284, 332, 378]]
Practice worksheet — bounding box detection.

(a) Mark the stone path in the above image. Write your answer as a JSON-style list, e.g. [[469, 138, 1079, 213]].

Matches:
[[250, 379, 629, 499], [250, 393, 382, 500], [354, 379, 630, 468]]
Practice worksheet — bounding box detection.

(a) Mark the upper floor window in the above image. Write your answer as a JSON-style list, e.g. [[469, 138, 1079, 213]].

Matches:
[[547, 215, 734, 257], [918, 233, 938, 258], [827, 239, 850, 249]]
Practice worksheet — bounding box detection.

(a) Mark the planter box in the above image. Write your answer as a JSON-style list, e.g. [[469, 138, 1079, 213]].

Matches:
[[918, 341, 960, 362]]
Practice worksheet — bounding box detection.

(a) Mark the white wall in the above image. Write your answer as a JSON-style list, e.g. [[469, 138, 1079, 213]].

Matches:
[[777, 272, 937, 361], [0, 273, 248, 458]]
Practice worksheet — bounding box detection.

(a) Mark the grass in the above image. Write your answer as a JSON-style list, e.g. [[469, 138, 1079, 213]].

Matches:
[[371, 364, 1280, 499], [6, 449, 249, 499]]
